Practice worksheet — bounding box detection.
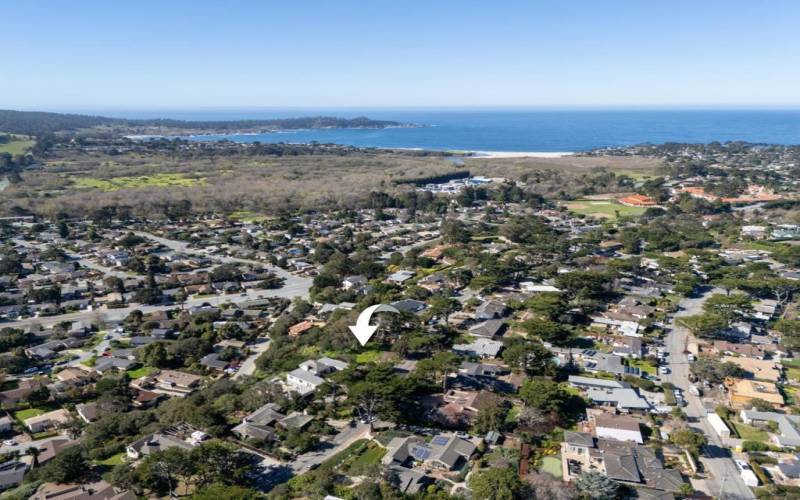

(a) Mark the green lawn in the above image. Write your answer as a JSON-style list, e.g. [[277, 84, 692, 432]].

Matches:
[[540, 456, 562, 478], [14, 408, 45, 423], [94, 452, 126, 466], [318, 439, 370, 470], [733, 421, 769, 442], [785, 367, 800, 382], [629, 358, 657, 375], [355, 350, 382, 364], [563, 199, 647, 220], [126, 366, 156, 379], [71, 173, 206, 191], [0, 137, 34, 156], [345, 442, 386, 474]]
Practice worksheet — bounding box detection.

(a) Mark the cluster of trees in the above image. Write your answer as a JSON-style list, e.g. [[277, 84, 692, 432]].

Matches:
[[677, 293, 752, 339], [109, 440, 254, 498]]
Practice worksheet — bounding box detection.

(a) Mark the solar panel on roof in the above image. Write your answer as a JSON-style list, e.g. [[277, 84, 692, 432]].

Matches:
[[431, 436, 449, 446], [411, 446, 431, 460]]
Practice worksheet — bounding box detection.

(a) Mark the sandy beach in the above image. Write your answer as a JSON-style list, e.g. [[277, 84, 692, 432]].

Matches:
[[469, 151, 574, 159]]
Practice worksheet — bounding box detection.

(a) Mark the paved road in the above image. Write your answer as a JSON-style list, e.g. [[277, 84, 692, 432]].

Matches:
[[233, 337, 271, 380], [665, 288, 755, 500], [0, 433, 69, 455]]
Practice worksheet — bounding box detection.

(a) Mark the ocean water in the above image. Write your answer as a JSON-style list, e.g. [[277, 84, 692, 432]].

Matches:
[[102, 109, 800, 152]]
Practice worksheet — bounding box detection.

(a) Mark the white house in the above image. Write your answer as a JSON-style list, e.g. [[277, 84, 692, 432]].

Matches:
[[286, 368, 326, 396], [24, 409, 71, 433]]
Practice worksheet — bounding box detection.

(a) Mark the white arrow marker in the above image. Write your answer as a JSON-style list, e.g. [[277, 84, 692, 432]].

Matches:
[[348, 304, 400, 346]]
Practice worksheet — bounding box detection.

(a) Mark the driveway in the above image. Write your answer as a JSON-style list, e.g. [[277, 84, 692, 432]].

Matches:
[[233, 337, 271, 380], [290, 423, 372, 474], [666, 288, 755, 499]]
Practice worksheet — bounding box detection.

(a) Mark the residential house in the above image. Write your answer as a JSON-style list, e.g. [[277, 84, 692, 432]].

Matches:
[[76, 402, 100, 423], [54, 367, 95, 387], [342, 275, 368, 291], [126, 432, 195, 460], [468, 319, 506, 339], [286, 368, 326, 396], [475, 300, 508, 320], [232, 402, 285, 442], [388, 270, 415, 284], [288, 320, 315, 338], [134, 370, 203, 398], [592, 413, 644, 444], [94, 357, 134, 374], [452, 338, 503, 358], [382, 433, 476, 471], [0, 461, 26, 491], [0, 378, 44, 406], [391, 299, 428, 314], [24, 408, 71, 433], [30, 480, 136, 500], [561, 432, 684, 493], [741, 411, 800, 448]]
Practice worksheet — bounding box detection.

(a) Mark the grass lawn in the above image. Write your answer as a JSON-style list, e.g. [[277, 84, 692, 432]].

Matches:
[[785, 366, 800, 382], [14, 408, 45, 423], [344, 442, 386, 474], [319, 439, 370, 471], [355, 350, 382, 364], [629, 358, 657, 375], [733, 421, 769, 442], [0, 137, 34, 156], [94, 452, 125, 466], [562, 199, 646, 220], [540, 456, 562, 478], [71, 173, 206, 191], [126, 366, 156, 379]]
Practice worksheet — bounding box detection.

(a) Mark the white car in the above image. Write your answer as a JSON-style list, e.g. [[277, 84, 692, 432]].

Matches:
[[2, 440, 16, 447], [658, 366, 670, 375]]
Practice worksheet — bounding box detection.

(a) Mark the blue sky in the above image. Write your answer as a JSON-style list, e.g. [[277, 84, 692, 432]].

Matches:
[[3, 0, 800, 109]]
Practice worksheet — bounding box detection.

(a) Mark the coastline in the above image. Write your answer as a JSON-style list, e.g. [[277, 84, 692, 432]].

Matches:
[[468, 151, 574, 158]]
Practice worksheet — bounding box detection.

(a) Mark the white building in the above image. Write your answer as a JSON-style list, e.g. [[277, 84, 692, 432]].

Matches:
[[286, 368, 326, 396], [706, 412, 731, 439], [594, 413, 643, 444]]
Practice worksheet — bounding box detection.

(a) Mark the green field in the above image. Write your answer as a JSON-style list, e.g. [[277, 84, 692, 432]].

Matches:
[[93, 452, 126, 466], [355, 350, 382, 364], [563, 199, 647, 220], [0, 137, 35, 156], [71, 173, 206, 191], [732, 421, 769, 442], [344, 441, 386, 474], [126, 366, 156, 379], [629, 358, 658, 375], [14, 408, 45, 423], [540, 456, 562, 478]]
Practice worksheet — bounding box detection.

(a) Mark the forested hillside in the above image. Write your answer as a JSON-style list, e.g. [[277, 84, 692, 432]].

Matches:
[[0, 109, 405, 136]]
